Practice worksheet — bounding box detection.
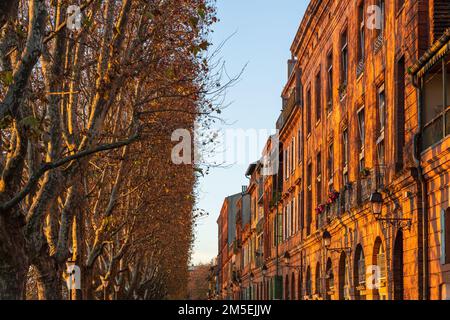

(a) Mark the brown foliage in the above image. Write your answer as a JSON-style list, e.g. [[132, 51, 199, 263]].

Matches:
[[0, 0, 222, 300]]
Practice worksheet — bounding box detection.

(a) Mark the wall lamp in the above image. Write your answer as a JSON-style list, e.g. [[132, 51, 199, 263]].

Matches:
[[283, 252, 301, 271], [262, 264, 268, 278], [370, 192, 412, 230], [322, 230, 351, 254]]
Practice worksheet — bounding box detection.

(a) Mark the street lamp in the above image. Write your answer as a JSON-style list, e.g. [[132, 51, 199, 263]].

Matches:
[[262, 264, 268, 277], [283, 252, 291, 266], [370, 191, 383, 219], [370, 191, 412, 229], [322, 230, 332, 250], [322, 230, 351, 254]]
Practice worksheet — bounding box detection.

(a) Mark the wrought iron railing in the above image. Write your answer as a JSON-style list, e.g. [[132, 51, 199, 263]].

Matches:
[[340, 186, 353, 214], [374, 32, 384, 53], [356, 59, 365, 77], [358, 174, 373, 204]]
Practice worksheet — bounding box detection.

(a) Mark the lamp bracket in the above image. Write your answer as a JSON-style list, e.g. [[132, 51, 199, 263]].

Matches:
[[376, 217, 412, 230], [284, 264, 302, 271], [326, 247, 352, 254]]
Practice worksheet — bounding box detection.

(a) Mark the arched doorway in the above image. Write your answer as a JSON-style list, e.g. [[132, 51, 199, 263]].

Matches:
[[315, 262, 321, 298], [338, 252, 349, 300], [291, 273, 296, 300], [393, 230, 404, 300], [325, 258, 334, 300], [284, 275, 289, 300], [354, 244, 366, 300], [305, 266, 312, 299], [372, 237, 387, 300]]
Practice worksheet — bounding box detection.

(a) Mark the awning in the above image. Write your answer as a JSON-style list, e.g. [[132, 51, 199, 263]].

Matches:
[[410, 28, 450, 78]]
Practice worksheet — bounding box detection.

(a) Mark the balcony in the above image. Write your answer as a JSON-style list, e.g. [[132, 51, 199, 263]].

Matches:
[[255, 250, 264, 268], [258, 177, 264, 203], [317, 200, 338, 230], [374, 165, 386, 190], [317, 211, 327, 230], [356, 59, 364, 77], [276, 88, 301, 130], [256, 218, 264, 234], [340, 184, 354, 214], [357, 170, 373, 205], [374, 32, 384, 53]]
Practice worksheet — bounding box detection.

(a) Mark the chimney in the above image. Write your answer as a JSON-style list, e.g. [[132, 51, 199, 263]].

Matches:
[[241, 185, 248, 194]]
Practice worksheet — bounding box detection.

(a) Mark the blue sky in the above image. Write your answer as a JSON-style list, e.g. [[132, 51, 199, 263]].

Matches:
[[192, 0, 308, 265]]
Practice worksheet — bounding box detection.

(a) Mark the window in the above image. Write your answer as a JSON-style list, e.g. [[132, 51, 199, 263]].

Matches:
[[286, 147, 290, 180], [377, 85, 386, 134], [377, 139, 385, 167], [316, 152, 322, 206], [357, 107, 366, 172], [357, 251, 366, 285], [422, 58, 450, 150], [307, 163, 313, 236], [341, 28, 349, 86], [328, 142, 334, 186], [377, 246, 387, 281], [316, 69, 322, 122], [291, 137, 295, 174], [343, 129, 349, 184], [315, 263, 322, 296], [357, 1, 365, 75], [327, 51, 333, 113], [373, 0, 386, 53], [298, 128, 303, 163], [298, 191, 304, 234], [306, 87, 312, 134], [396, 56, 405, 170], [287, 203, 291, 239], [306, 267, 312, 297], [441, 208, 450, 265], [277, 213, 282, 245], [292, 197, 296, 234], [378, 0, 385, 37], [377, 85, 386, 167], [397, 0, 405, 13]]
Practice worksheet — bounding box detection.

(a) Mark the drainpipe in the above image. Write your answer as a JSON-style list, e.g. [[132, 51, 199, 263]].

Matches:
[[411, 74, 429, 300]]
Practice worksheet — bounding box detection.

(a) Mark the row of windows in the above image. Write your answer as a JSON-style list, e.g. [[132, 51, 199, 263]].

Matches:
[[283, 63, 407, 237]]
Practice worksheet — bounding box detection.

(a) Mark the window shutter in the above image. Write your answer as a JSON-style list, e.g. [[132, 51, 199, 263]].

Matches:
[[441, 209, 446, 265]]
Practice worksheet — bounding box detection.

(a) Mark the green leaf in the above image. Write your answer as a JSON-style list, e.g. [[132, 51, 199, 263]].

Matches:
[[20, 116, 40, 130], [198, 8, 206, 20], [189, 16, 199, 28], [0, 71, 13, 86], [0, 115, 13, 130]]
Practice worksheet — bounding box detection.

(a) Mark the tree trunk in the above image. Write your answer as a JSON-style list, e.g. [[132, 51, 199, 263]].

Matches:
[[82, 267, 94, 300], [34, 255, 63, 300], [0, 213, 28, 300]]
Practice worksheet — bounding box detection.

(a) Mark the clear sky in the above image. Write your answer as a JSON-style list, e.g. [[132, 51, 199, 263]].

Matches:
[[192, 0, 308, 265]]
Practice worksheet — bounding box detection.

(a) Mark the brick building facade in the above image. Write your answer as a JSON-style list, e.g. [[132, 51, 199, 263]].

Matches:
[[216, 0, 450, 300]]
